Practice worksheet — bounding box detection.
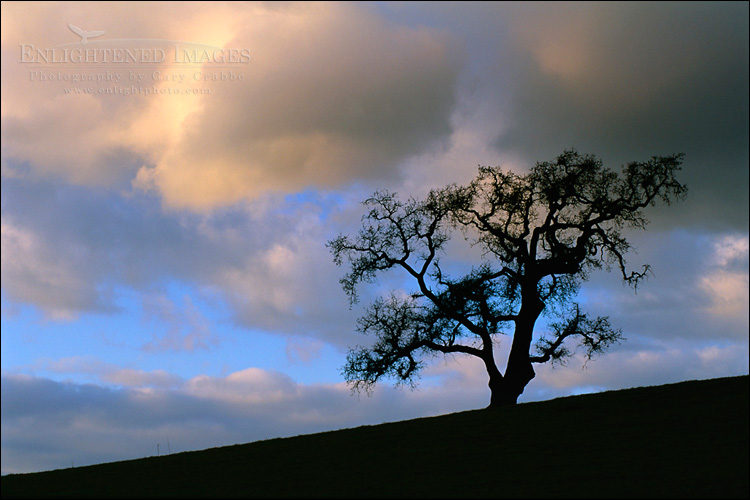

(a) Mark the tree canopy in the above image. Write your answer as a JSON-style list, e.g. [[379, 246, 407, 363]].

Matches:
[[328, 150, 687, 407]]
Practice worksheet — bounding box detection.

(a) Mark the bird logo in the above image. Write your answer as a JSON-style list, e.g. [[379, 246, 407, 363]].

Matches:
[[68, 24, 105, 44]]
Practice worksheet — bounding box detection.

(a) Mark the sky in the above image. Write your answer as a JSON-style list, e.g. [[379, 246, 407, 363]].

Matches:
[[1, 1, 748, 475]]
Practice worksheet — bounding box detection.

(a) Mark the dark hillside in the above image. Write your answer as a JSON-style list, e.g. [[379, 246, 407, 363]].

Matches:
[[2, 375, 748, 498]]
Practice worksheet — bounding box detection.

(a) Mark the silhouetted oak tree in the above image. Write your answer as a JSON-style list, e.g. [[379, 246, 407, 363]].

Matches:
[[328, 150, 687, 407]]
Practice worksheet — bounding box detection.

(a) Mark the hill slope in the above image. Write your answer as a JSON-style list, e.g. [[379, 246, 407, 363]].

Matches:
[[2, 375, 748, 499]]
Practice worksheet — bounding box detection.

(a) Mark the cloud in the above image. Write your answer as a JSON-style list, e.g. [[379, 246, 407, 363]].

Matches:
[[0, 94, 143, 187], [0, 176, 363, 345], [533, 340, 749, 396], [134, 3, 462, 210], [285, 336, 325, 365], [140, 293, 219, 353], [0, 178, 175, 319], [366, 2, 748, 232], [576, 229, 749, 343], [0, 365, 485, 475], [0, 2, 252, 188], [2, 2, 462, 210], [494, 1, 749, 229], [701, 271, 749, 319], [101, 369, 183, 389], [4, 340, 747, 475], [214, 211, 363, 343], [0, 217, 113, 320], [699, 235, 749, 323], [21, 356, 184, 389], [184, 367, 299, 404]]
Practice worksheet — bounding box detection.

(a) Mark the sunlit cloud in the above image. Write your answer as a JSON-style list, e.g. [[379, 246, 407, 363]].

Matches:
[[2, 2, 461, 210], [701, 270, 749, 319], [184, 368, 300, 404], [700, 234, 749, 324], [135, 4, 461, 210]]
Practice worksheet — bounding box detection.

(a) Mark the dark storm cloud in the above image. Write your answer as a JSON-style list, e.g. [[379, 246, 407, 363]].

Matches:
[[494, 2, 748, 229]]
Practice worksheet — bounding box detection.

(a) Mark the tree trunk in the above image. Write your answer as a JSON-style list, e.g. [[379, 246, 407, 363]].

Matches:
[[487, 289, 543, 408], [487, 357, 535, 407], [484, 358, 511, 408]]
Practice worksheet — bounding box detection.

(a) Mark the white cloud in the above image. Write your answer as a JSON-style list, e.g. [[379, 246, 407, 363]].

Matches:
[[699, 234, 749, 326], [184, 368, 299, 404], [0, 218, 109, 320], [711, 234, 749, 268]]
